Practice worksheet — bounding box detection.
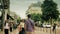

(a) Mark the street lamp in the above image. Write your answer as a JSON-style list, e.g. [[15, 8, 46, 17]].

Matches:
[[0, 0, 5, 31]]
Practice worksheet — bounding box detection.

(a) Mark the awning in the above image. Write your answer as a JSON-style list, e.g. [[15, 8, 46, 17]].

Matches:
[[7, 14, 14, 20]]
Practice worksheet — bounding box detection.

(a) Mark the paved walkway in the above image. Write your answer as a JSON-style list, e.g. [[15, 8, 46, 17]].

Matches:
[[0, 27, 50, 34], [9, 29, 50, 34], [0, 27, 60, 34]]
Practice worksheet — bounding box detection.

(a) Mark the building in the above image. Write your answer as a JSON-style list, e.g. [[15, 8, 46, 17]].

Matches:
[[27, 7, 42, 14], [26, 2, 42, 15]]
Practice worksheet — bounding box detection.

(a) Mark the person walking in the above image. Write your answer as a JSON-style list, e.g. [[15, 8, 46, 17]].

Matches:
[[52, 23, 56, 32], [17, 19, 26, 34], [10, 22, 13, 32], [4, 21, 10, 34], [25, 14, 35, 34]]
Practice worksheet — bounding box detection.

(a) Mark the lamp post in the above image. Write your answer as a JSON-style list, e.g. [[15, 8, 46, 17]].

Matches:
[[0, 0, 5, 32], [0, 0, 10, 32]]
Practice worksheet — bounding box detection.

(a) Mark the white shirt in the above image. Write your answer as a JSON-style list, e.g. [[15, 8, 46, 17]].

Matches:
[[4, 23, 9, 29]]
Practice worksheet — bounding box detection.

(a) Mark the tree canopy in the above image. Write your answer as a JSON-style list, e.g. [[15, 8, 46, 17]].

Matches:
[[41, 0, 59, 21], [31, 14, 41, 22], [17, 17, 21, 23]]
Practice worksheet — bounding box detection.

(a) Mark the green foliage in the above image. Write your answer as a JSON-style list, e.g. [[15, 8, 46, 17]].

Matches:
[[17, 17, 21, 23], [41, 0, 59, 21], [58, 18, 60, 21], [31, 14, 41, 22]]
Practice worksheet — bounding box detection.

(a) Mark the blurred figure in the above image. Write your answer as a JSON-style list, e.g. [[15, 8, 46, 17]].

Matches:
[[4, 21, 10, 34], [10, 22, 13, 32], [52, 23, 56, 32], [25, 14, 35, 34], [17, 19, 26, 34], [17, 23, 21, 31]]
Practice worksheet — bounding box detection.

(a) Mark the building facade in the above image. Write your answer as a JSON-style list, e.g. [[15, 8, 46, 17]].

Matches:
[[26, 2, 42, 15]]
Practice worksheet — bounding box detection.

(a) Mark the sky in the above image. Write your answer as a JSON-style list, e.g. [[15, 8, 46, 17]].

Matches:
[[10, 0, 60, 19]]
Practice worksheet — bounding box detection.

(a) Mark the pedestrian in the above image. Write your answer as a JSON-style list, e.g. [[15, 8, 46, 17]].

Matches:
[[52, 23, 56, 32], [10, 22, 13, 32], [25, 14, 35, 34], [17, 19, 26, 34], [4, 20, 10, 34]]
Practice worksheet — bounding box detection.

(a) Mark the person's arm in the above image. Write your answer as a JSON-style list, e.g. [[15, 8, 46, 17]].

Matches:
[[24, 23, 26, 30], [17, 24, 22, 31]]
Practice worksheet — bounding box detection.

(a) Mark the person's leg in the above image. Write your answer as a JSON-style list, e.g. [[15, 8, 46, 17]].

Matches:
[[10, 27, 11, 32], [6, 29, 8, 34], [21, 30, 26, 34], [22, 28, 26, 34], [4, 29, 6, 34], [11, 27, 12, 32], [19, 30, 23, 34], [5, 29, 8, 34], [53, 28, 55, 32], [19, 31, 21, 34], [7, 29, 9, 34]]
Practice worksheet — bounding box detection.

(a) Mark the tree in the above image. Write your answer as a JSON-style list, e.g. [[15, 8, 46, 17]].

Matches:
[[31, 13, 41, 22], [41, 0, 59, 34], [17, 17, 21, 24], [41, 0, 59, 24]]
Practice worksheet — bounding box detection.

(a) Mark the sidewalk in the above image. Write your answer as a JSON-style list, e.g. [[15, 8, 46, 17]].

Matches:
[[35, 27, 50, 34], [10, 29, 50, 34], [36, 27, 60, 34], [0, 29, 17, 34], [0, 28, 49, 34], [0, 28, 50, 34], [0, 31, 3, 34], [34, 30, 50, 34], [10, 27, 50, 34], [0, 27, 60, 34]]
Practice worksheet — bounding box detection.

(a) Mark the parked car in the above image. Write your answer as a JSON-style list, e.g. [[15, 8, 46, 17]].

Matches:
[[43, 24, 51, 28]]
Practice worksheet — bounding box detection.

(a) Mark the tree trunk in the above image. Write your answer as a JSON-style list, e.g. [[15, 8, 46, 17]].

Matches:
[[50, 18, 52, 34]]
